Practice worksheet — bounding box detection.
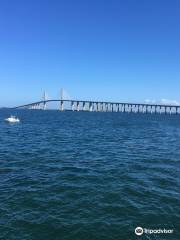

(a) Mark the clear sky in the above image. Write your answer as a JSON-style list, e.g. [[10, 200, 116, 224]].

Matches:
[[0, 0, 180, 107]]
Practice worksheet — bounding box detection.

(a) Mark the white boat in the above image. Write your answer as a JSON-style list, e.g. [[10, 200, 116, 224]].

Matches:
[[5, 115, 20, 123]]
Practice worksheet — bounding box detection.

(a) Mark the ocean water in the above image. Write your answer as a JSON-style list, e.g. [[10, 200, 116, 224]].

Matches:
[[0, 109, 179, 240]]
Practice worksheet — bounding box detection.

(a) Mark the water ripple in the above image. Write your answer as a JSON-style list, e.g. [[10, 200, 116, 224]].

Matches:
[[0, 110, 180, 239]]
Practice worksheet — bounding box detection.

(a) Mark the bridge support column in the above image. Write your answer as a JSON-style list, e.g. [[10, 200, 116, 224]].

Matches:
[[176, 107, 178, 114], [134, 105, 137, 113], [137, 105, 140, 113], [112, 104, 114, 112], [150, 106, 152, 114], [60, 100, 64, 111], [142, 105, 144, 113], [116, 104, 118, 112], [130, 105, 133, 113], [43, 101, 46, 110], [130, 104, 132, 112], [97, 103, 99, 112], [101, 103, 103, 112], [89, 102, 92, 111], [155, 106, 157, 114], [83, 102, 86, 111], [146, 106, 148, 114], [121, 104, 124, 112], [121, 104, 123, 112], [77, 102, 80, 111], [143, 105, 146, 113], [71, 101, 74, 111]]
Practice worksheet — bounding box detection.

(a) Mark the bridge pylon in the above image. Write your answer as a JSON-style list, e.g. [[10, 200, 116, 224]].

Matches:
[[60, 88, 64, 111], [43, 91, 47, 110]]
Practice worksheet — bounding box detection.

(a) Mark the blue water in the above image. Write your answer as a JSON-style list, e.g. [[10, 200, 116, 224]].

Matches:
[[0, 110, 179, 240]]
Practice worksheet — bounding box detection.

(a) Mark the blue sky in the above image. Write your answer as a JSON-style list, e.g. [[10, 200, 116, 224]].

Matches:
[[0, 0, 180, 107]]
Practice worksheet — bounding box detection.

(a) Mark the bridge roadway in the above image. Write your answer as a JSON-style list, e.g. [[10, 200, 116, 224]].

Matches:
[[14, 99, 180, 114]]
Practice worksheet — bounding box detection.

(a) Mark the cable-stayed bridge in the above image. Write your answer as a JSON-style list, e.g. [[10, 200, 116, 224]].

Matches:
[[14, 90, 180, 114]]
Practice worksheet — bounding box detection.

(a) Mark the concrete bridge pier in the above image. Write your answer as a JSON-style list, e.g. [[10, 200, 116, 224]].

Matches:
[[105, 103, 108, 112], [140, 105, 142, 113], [100, 103, 103, 112], [131, 104, 133, 113], [71, 101, 74, 111], [134, 105, 137, 113], [122, 104, 124, 112], [100, 103, 102, 112], [92, 102, 95, 112], [83, 102, 86, 111], [91, 102, 94, 111], [138, 105, 140, 113], [110, 103, 112, 112], [116, 104, 118, 112], [145, 105, 148, 114], [97, 103, 99, 112], [136, 105, 139, 113], [118, 104, 121, 112], [129, 104, 132, 113], [144, 105, 147, 114], [150, 106, 152, 114], [141, 105, 144, 113], [132, 105, 134, 113], [125, 104, 127, 112], [155, 106, 157, 114], [96, 102, 98, 111], [112, 104, 115, 112], [176, 107, 178, 114], [43, 101, 47, 110], [94, 102, 96, 111], [169, 107, 172, 114], [77, 101, 80, 111], [89, 102, 93, 111], [60, 100, 64, 111], [117, 104, 120, 112], [115, 103, 117, 112], [114, 103, 116, 112]]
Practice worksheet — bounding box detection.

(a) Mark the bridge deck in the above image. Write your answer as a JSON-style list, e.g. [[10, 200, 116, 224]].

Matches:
[[14, 99, 180, 109]]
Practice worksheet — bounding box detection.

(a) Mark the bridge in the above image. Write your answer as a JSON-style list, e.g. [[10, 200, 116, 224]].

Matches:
[[14, 91, 180, 114]]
